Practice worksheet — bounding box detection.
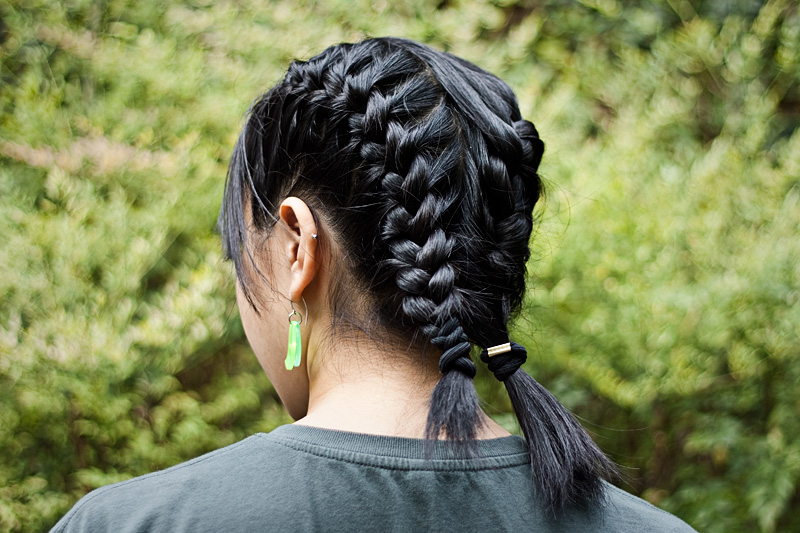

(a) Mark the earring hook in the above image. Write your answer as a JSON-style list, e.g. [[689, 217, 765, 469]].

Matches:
[[289, 297, 308, 325]]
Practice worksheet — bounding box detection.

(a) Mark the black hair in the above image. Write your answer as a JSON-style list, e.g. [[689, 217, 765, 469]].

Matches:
[[218, 37, 616, 511]]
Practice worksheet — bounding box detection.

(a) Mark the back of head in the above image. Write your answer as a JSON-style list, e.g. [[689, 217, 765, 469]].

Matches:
[[219, 37, 615, 511]]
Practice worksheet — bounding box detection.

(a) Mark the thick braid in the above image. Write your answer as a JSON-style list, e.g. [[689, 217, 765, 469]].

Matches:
[[461, 106, 617, 509], [461, 121, 543, 333], [355, 69, 482, 444], [284, 47, 483, 444], [458, 112, 616, 508]]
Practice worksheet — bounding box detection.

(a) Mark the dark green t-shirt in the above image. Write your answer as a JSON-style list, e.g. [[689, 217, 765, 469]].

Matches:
[[52, 425, 696, 532]]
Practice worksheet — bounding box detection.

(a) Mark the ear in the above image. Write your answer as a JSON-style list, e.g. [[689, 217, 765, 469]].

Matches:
[[278, 197, 319, 302]]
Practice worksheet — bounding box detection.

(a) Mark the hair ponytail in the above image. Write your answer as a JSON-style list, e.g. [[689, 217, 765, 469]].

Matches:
[[481, 342, 617, 510]]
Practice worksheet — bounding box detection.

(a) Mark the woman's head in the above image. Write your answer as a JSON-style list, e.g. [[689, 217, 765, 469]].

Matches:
[[219, 37, 613, 509], [220, 36, 542, 362]]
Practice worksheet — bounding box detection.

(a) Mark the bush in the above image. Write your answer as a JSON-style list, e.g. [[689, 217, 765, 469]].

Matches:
[[1, 1, 797, 530]]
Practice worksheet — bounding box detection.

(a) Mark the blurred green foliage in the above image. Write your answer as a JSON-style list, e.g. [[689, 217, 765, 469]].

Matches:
[[1, 0, 798, 531]]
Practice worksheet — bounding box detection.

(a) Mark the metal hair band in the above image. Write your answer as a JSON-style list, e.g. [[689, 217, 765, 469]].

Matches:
[[486, 342, 512, 357]]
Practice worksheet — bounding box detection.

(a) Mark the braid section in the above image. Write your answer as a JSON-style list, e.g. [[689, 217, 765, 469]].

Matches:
[[426, 318, 480, 447], [347, 61, 483, 443]]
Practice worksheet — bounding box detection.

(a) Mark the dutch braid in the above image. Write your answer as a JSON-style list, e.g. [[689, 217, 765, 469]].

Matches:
[[219, 37, 616, 511], [343, 57, 483, 446]]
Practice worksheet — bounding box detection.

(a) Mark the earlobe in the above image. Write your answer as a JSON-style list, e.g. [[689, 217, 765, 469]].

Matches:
[[278, 197, 319, 302]]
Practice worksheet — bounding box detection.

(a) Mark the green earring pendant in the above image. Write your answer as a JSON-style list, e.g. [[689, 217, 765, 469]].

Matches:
[[285, 299, 306, 370], [285, 319, 301, 370]]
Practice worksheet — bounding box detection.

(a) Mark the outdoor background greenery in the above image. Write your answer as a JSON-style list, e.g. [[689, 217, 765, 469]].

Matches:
[[1, 0, 798, 530]]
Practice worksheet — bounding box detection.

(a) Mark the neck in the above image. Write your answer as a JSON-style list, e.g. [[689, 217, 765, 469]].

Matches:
[[294, 332, 511, 440]]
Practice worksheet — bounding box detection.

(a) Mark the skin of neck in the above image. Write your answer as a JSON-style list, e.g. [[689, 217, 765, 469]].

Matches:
[[294, 272, 509, 440], [296, 320, 510, 439], [244, 197, 510, 440]]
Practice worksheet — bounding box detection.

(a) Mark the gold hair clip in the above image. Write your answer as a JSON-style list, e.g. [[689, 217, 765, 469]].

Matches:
[[487, 343, 512, 357]]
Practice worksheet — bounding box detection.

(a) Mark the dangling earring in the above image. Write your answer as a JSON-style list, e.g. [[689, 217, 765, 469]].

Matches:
[[285, 297, 307, 370]]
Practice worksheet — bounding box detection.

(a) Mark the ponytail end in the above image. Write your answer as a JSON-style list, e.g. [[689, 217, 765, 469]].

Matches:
[[505, 369, 618, 511], [425, 369, 482, 457]]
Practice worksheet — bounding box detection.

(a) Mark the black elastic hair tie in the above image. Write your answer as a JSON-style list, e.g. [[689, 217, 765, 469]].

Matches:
[[480, 342, 527, 381]]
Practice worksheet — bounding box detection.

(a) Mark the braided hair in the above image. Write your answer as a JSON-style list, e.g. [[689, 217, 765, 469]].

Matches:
[[218, 37, 616, 510]]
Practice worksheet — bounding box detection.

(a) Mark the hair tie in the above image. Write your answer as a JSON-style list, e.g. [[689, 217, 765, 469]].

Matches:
[[431, 317, 475, 378], [480, 342, 527, 381]]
